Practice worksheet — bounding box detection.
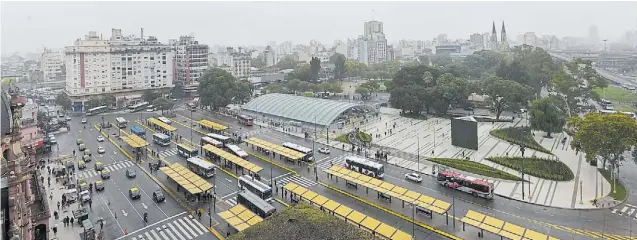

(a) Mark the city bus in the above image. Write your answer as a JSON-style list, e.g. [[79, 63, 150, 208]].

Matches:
[[115, 117, 128, 129], [152, 133, 171, 146], [227, 144, 249, 159], [238, 115, 254, 126], [86, 106, 107, 116], [344, 156, 384, 179], [237, 190, 276, 218], [157, 117, 172, 125], [598, 110, 637, 118], [186, 157, 216, 178], [206, 133, 232, 146], [128, 102, 149, 113], [177, 143, 198, 158], [238, 175, 273, 202], [437, 171, 494, 199], [282, 142, 314, 162], [200, 137, 223, 148]]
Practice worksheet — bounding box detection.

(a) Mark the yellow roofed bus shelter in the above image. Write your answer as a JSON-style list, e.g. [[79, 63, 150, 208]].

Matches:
[[218, 204, 264, 233], [201, 144, 262, 176], [197, 119, 228, 133], [160, 163, 214, 196], [121, 134, 149, 162], [243, 137, 304, 162], [147, 117, 176, 134]]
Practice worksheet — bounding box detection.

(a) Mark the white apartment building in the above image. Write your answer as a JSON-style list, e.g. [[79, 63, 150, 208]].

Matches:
[[313, 51, 332, 64], [40, 48, 64, 82], [172, 35, 209, 95], [278, 41, 293, 55], [347, 38, 358, 60], [523, 32, 539, 47], [263, 46, 277, 67], [332, 40, 348, 56], [364, 21, 383, 37], [356, 35, 370, 65], [64, 29, 174, 110], [216, 47, 251, 79]]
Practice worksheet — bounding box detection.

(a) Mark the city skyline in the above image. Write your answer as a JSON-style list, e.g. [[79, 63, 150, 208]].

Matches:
[[2, 1, 637, 54]]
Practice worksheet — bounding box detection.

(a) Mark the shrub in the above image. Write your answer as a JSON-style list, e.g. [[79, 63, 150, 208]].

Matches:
[[335, 134, 350, 144], [428, 158, 523, 181], [485, 156, 574, 181], [357, 131, 372, 142], [598, 168, 627, 201], [490, 127, 553, 155]]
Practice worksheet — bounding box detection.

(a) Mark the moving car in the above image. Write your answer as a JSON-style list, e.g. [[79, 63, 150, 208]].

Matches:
[[80, 190, 91, 203], [97, 147, 105, 154], [318, 147, 330, 154], [65, 116, 72, 121], [78, 160, 86, 170], [77, 139, 83, 145], [84, 149, 92, 157], [49, 136, 57, 144], [64, 189, 78, 203], [94, 162, 104, 171], [82, 155, 91, 162], [152, 190, 165, 203], [126, 169, 136, 178], [81, 118, 87, 124], [79, 144, 86, 151], [95, 180, 104, 191], [97, 136, 104, 142], [129, 187, 141, 199], [101, 169, 110, 179], [404, 172, 423, 183]]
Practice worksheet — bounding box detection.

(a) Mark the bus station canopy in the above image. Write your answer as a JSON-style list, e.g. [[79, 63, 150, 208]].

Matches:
[[218, 204, 263, 232], [243, 137, 305, 160], [197, 119, 228, 131], [147, 117, 177, 132], [121, 134, 149, 148], [283, 182, 411, 240], [160, 163, 213, 194], [461, 210, 559, 240], [202, 144, 263, 174], [324, 165, 451, 215]]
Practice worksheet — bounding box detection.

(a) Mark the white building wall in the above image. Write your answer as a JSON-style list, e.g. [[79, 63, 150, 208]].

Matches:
[[40, 49, 64, 82]]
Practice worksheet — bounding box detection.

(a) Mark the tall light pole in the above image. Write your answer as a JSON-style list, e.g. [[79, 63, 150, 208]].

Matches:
[[190, 110, 193, 145], [417, 133, 420, 172]]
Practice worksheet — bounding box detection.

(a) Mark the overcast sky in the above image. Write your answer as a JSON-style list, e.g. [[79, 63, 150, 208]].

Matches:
[[2, 1, 637, 54]]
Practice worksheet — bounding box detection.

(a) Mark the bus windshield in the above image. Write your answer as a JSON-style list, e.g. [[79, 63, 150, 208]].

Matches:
[[238, 175, 272, 202], [86, 106, 107, 116], [116, 117, 128, 128], [186, 157, 215, 178], [177, 144, 198, 158], [152, 133, 171, 146]]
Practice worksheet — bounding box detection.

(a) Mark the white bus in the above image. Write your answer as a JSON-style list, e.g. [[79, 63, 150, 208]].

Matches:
[[237, 190, 276, 218], [177, 144, 198, 158], [128, 102, 149, 113], [115, 117, 128, 129], [86, 106, 108, 116], [206, 133, 232, 146], [282, 142, 314, 162], [157, 117, 172, 125], [238, 175, 273, 202], [227, 144, 249, 159], [152, 133, 171, 146], [345, 156, 384, 179], [599, 110, 637, 118], [186, 157, 216, 178], [200, 137, 223, 148]]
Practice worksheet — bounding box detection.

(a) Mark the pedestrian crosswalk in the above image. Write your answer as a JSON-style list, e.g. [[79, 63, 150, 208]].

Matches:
[[121, 212, 210, 240], [315, 154, 349, 170], [612, 204, 637, 219], [159, 148, 178, 158], [77, 161, 134, 179], [275, 174, 317, 189]]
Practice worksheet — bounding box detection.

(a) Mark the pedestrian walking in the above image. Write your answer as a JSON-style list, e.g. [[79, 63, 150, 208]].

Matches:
[[89, 199, 92, 209], [52, 224, 58, 235], [70, 217, 74, 225], [54, 210, 58, 219], [57, 201, 60, 210], [197, 209, 202, 220]]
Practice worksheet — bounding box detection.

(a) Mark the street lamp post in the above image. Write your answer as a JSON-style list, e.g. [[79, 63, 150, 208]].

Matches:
[[417, 133, 420, 172], [190, 110, 193, 145], [520, 129, 526, 200]]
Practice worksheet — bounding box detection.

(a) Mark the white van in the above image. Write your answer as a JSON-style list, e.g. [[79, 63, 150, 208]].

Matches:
[[65, 189, 78, 203]]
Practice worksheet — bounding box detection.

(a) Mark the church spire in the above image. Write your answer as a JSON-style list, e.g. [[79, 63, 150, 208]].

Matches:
[[490, 21, 498, 49], [501, 21, 507, 43]]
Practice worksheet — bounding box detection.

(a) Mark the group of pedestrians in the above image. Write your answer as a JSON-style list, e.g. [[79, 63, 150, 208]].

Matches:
[[61, 216, 75, 227]]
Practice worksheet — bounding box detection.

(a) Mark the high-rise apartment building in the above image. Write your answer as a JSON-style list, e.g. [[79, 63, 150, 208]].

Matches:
[[355, 20, 389, 64], [64, 29, 174, 110], [263, 46, 277, 67], [470, 33, 483, 47], [216, 47, 251, 79], [172, 35, 209, 95], [40, 48, 64, 82], [364, 21, 383, 37]]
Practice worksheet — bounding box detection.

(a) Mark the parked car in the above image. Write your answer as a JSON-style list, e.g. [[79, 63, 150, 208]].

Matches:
[[404, 172, 423, 183]]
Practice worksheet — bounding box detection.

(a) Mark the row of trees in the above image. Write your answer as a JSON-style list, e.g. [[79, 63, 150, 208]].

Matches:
[[197, 68, 253, 110], [263, 79, 343, 95]]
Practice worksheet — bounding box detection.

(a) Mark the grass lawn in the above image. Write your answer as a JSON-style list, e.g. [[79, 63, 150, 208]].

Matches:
[[335, 134, 351, 144], [428, 158, 523, 181], [593, 86, 637, 112], [357, 131, 372, 142], [598, 168, 627, 201], [489, 127, 553, 155], [486, 157, 574, 181]]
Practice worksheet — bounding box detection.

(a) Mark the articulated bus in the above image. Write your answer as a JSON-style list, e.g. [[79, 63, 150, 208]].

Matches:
[[238, 175, 273, 202], [128, 102, 149, 113], [238, 115, 254, 126], [227, 144, 249, 159], [206, 133, 232, 146], [177, 143, 198, 158], [157, 117, 172, 125], [437, 171, 494, 199], [282, 142, 314, 162], [115, 117, 128, 128], [344, 156, 384, 179], [237, 190, 276, 218], [186, 157, 216, 178], [86, 106, 108, 116], [152, 133, 171, 146]]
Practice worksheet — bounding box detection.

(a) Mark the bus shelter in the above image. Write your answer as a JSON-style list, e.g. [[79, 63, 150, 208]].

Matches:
[[282, 183, 412, 240], [243, 137, 304, 164], [201, 144, 263, 177], [160, 163, 214, 202], [121, 134, 149, 163], [324, 165, 452, 224], [197, 119, 228, 134], [146, 117, 177, 137], [218, 204, 263, 233], [461, 210, 559, 240]]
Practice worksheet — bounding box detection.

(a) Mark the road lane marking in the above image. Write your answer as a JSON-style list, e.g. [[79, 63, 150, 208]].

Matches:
[[96, 194, 125, 234], [183, 216, 205, 235], [172, 220, 193, 239], [136, 185, 169, 217], [112, 180, 144, 220], [115, 212, 187, 240], [144, 232, 154, 240]]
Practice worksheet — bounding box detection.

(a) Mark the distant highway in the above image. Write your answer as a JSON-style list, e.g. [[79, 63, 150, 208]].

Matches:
[[549, 51, 637, 87]]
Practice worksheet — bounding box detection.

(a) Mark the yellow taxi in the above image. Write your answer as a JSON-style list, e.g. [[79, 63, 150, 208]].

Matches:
[[78, 160, 86, 170], [79, 144, 86, 151], [84, 149, 92, 157], [94, 162, 104, 171], [95, 180, 105, 191], [129, 187, 141, 199], [79, 182, 89, 191], [76, 139, 83, 145], [101, 168, 110, 179]]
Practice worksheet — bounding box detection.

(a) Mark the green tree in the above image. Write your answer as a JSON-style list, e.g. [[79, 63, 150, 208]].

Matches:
[[496, 59, 532, 89], [430, 54, 454, 68], [356, 86, 371, 99], [344, 60, 367, 77], [102, 94, 116, 107], [286, 64, 312, 82], [529, 97, 567, 137], [197, 68, 252, 110], [55, 93, 72, 110], [251, 55, 266, 68], [431, 73, 470, 114], [86, 97, 102, 109], [331, 54, 346, 80], [460, 50, 506, 78], [265, 82, 284, 93], [309, 57, 321, 81], [417, 55, 430, 66], [570, 112, 637, 170], [275, 55, 299, 69], [392, 64, 441, 88], [482, 77, 534, 120], [152, 97, 174, 114], [511, 45, 559, 93], [142, 89, 161, 103]]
